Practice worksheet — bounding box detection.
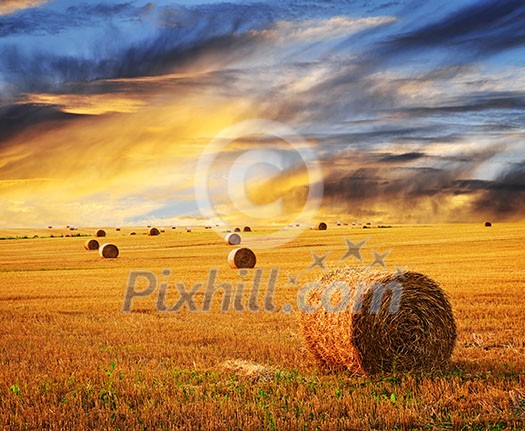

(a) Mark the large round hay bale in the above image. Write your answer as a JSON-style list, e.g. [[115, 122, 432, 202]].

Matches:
[[485, 221, 492, 227], [316, 222, 327, 231], [225, 233, 241, 245], [148, 227, 160, 236], [96, 229, 106, 238], [300, 268, 456, 374], [228, 248, 256, 269], [84, 239, 99, 250], [234, 227, 241, 232], [243, 226, 252, 232], [99, 243, 119, 259]]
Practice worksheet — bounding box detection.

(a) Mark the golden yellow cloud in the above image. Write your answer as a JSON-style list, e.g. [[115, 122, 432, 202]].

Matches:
[[0, 87, 256, 226], [24, 93, 146, 115], [0, 0, 47, 15]]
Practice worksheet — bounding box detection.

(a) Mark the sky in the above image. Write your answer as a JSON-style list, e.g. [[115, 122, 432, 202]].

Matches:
[[0, 0, 524, 227]]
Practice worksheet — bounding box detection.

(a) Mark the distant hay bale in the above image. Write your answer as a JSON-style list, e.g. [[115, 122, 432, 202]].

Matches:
[[337, 221, 341, 226], [220, 359, 276, 382], [129, 232, 136, 236], [96, 229, 106, 238], [48, 226, 52, 229], [316, 222, 327, 231], [148, 227, 160, 236], [228, 248, 256, 269], [243, 226, 252, 232], [300, 268, 456, 374], [116, 227, 121, 232], [84, 239, 99, 251], [186, 227, 192, 233], [225, 233, 241, 246], [485, 221, 492, 227], [99, 243, 119, 259], [160, 228, 165, 233], [234, 227, 241, 232], [172, 226, 176, 230]]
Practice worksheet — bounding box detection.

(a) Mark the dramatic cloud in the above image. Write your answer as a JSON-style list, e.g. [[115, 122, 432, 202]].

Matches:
[[0, 0, 524, 226]]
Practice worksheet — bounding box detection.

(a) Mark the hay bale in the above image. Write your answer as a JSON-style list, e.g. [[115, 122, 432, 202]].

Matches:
[[84, 239, 99, 250], [485, 221, 492, 227], [160, 228, 165, 233], [316, 222, 327, 231], [225, 233, 241, 245], [48, 226, 52, 229], [300, 268, 456, 374], [228, 248, 256, 269], [116, 227, 121, 232], [129, 232, 136, 236], [99, 243, 119, 259], [234, 227, 241, 232], [186, 227, 192, 233], [148, 227, 160, 236], [96, 229, 106, 238], [243, 226, 252, 232], [171, 226, 176, 230]]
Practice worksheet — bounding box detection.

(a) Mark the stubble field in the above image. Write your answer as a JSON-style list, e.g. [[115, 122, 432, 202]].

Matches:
[[0, 223, 524, 430]]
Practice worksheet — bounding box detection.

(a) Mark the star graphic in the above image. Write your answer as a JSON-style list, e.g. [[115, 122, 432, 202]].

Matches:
[[287, 274, 299, 285], [340, 238, 367, 262], [369, 250, 390, 268], [308, 252, 330, 271], [394, 266, 408, 279]]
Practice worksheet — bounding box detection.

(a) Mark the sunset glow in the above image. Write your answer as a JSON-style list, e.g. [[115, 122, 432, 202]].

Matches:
[[1, 0, 524, 226]]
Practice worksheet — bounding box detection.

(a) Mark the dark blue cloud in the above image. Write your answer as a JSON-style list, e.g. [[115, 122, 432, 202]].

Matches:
[[0, 1, 278, 98], [0, 103, 84, 144], [387, 0, 525, 57]]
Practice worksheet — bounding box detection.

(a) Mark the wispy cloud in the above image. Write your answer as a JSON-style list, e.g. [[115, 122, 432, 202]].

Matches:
[[0, 0, 524, 225]]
